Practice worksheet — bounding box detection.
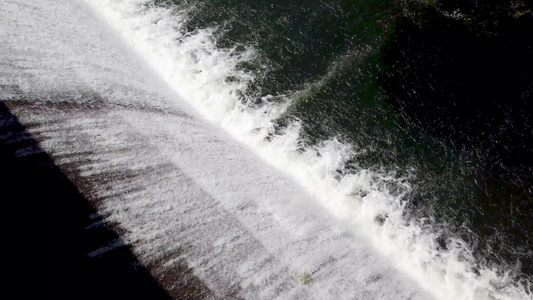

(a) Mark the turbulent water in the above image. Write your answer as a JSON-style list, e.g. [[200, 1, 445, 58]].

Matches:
[[80, 0, 533, 298], [4, 0, 532, 299]]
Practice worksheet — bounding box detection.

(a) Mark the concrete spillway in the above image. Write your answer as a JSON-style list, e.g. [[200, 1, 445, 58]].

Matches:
[[1, 0, 433, 299]]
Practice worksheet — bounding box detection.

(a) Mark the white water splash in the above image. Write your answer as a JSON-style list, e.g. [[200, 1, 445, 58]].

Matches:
[[81, 1, 531, 299]]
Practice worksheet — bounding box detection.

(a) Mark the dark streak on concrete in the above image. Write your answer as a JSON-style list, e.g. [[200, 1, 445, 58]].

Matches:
[[0, 100, 211, 299]]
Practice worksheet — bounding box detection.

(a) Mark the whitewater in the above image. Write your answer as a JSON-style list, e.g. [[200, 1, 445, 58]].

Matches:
[[2, 0, 530, 299]]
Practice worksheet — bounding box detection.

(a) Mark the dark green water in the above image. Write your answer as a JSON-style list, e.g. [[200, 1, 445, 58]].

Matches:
[[156, 0, 533, 290]]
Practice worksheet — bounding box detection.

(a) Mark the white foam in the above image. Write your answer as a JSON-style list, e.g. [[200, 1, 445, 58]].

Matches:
[[74, 1, 531, 299]]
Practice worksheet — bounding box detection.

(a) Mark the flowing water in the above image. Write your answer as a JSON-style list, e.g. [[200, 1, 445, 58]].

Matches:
[[3, 0, 532, 299]]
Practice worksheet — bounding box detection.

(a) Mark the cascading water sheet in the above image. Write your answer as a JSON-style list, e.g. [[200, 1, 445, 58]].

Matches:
[[3, 0, 532, 299]]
